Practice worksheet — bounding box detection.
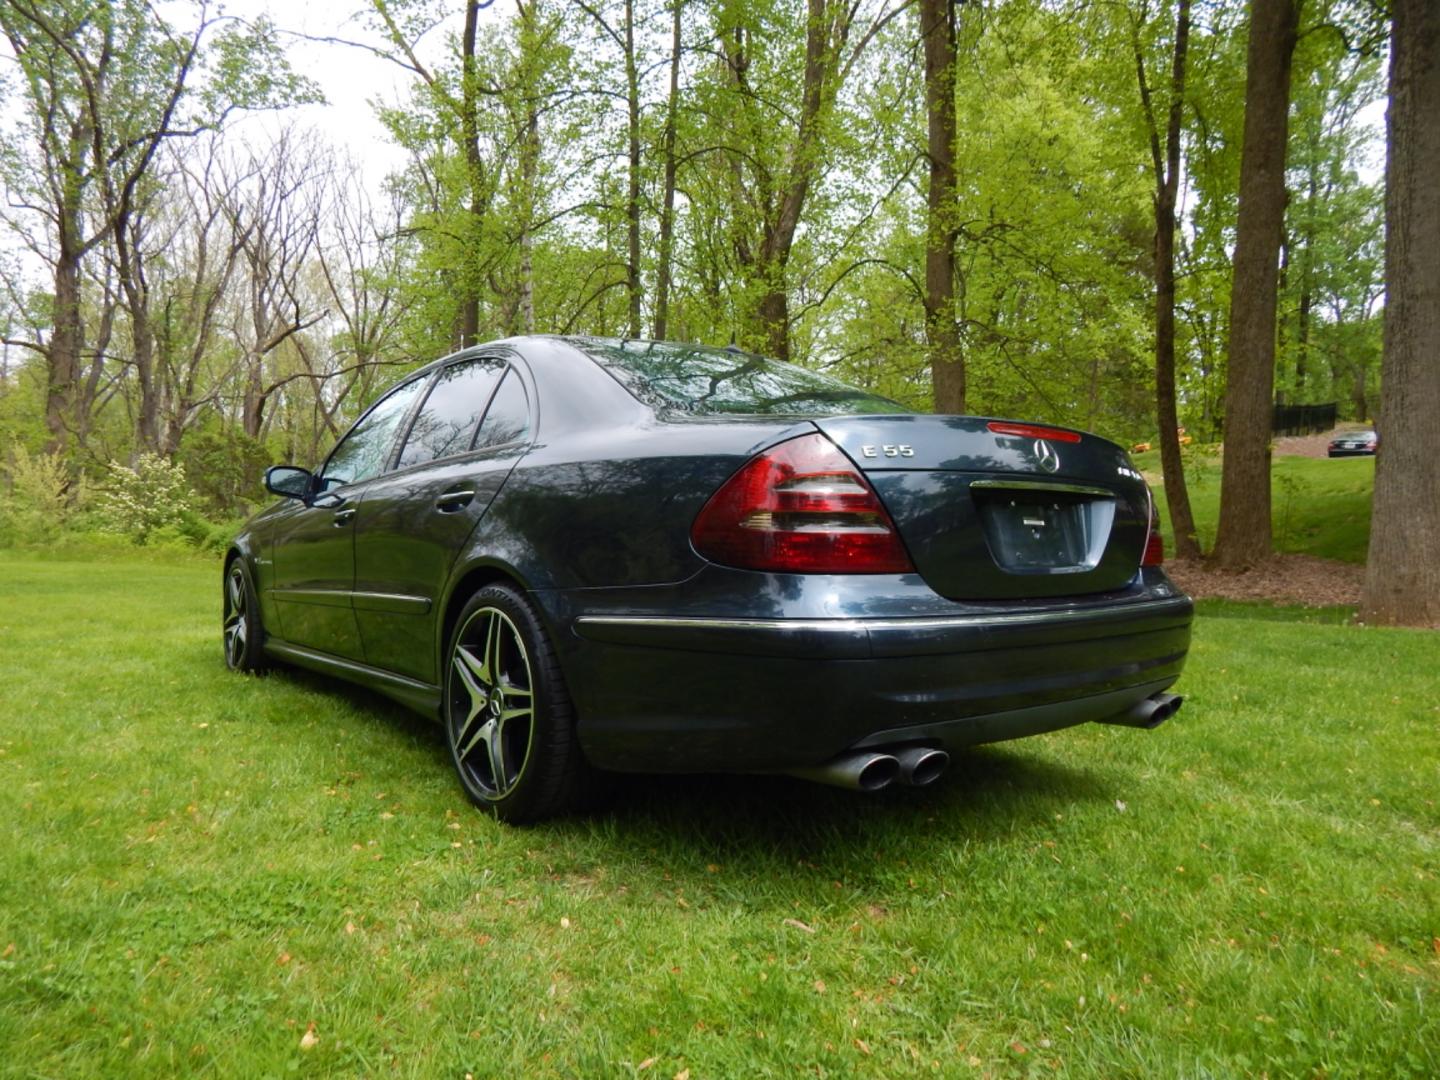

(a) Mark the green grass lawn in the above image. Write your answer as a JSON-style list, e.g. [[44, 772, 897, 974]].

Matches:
[[2, 553, 1436, 1077], [1133, 451, 1375, 564]]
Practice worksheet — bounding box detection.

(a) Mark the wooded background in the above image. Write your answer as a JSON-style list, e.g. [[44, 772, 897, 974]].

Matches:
[[0, 0, 1435, 624]]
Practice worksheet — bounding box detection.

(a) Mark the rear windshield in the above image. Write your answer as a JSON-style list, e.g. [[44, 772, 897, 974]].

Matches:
[[576, 339, 908, 416]]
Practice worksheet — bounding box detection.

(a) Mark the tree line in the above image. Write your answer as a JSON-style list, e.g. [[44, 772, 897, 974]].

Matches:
[[0, 0, 1435, 625]]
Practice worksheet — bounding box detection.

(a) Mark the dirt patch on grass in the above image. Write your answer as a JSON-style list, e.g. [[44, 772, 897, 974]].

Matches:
[[1165, 553, 1363, 608]]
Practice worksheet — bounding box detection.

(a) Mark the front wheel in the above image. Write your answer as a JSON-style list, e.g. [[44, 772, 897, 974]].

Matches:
[[222, 558, 268, 673], [444, 584, 591, 824]]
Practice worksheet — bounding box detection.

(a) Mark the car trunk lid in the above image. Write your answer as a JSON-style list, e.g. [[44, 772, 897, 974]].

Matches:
[[813, 415, 1150, 600]]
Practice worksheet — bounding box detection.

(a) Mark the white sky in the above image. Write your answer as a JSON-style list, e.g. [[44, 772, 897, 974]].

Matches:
[[221, 0, 444, 183]]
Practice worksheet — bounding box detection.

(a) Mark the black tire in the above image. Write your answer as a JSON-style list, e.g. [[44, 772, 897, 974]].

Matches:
[[222, 558, 269, 673], [443, 584, 592, 824]]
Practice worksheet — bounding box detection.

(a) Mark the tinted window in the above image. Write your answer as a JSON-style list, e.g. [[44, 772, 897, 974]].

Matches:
[[577, 339, 908, 416], [473, 369, 530, 449], [397, 358, 505, 468], [321, 377, 428, 488]]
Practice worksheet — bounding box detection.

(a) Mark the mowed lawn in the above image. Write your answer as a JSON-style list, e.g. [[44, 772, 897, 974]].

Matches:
[[1136, 452, 1376, 564], [1, 553, 1436, 1078]]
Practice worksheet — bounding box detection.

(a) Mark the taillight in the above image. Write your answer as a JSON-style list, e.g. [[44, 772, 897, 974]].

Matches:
[[987, 420, 1083, 444], [1142, 492, 1164, 566], [691, 433, 915, 574]]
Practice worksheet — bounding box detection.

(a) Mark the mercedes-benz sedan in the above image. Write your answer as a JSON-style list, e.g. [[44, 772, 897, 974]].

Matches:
[[223, 337, 1192, 822], [1327, 430, 1378, 457]]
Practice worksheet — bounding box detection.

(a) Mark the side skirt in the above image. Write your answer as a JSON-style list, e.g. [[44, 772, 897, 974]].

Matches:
[[264, 639, 443, 720]]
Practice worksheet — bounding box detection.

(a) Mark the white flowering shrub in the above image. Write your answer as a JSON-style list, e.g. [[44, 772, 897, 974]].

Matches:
[[96, 454, 195, 542]]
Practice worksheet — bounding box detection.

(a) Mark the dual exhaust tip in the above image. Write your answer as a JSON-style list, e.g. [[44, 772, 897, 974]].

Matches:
[[788, 745, 949, 793], [1099, 690, 1185, 731], [791, 690, 1185, 793]]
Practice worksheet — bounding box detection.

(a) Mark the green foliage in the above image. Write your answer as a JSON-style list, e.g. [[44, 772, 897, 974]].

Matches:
[[0, 442, 246, 555], [1, 552, 1437, 1076], [198, 16, 323, 120], [1143, 451, 1374, 563], [175, 425, 271, 518], [0, 446, 77, 544], [1276, 8, 1385, 418], [0, 0, 1396, 553]]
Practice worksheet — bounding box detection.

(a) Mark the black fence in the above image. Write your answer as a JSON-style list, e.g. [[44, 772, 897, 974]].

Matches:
[[1272, 402, 1337, 436]]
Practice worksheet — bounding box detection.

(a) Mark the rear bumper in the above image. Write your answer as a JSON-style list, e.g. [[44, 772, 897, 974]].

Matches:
[[553, 593, 1193, 773]]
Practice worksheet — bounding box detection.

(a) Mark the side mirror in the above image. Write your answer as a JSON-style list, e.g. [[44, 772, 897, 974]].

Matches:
[[265, 465, 314, 500]]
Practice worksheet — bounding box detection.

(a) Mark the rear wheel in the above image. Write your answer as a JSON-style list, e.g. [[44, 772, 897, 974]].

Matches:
[[444, 584, 590, 823], [222, 558, 268, 673]]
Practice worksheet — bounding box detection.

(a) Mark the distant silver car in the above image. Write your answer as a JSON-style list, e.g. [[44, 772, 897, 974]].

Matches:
[[1327, 430, 1377, 457]]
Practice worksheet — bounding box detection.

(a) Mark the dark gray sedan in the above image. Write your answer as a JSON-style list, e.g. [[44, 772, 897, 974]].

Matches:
[[223, 337, 1192, 822], [1327, 430, 1378, 457]]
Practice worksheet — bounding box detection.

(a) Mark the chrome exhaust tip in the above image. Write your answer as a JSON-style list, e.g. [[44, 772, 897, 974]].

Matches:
[[893, 746, 949, 786], [1098, 691, 1184, 730], [787, 751, 901, 792]]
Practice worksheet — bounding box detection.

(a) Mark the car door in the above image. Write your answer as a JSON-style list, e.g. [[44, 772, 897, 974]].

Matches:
[[353, 355, 535, 684], [269, 374, 432, 659]]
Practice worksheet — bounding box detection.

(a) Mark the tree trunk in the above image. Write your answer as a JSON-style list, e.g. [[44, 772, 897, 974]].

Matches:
[[1294, 171, 1318, 394], [1361, 0, 1439, 627], [516, 3, 541, 335], [243, 366, 266, 440], [732, 0, 843, 359], [921, 0, 964, 414], [1350, 362, 1367, 422], [653, 0, 682, 341], [1143, 0, 1201, 559], [115, 212, 164, 456], [459, 0, 484, 347], [131, 313, 161, 456], [758, 285, 790, 361], [624, 0, 642, 337], [1212, 0, 1299, 571], [46, 249, 83, 454]]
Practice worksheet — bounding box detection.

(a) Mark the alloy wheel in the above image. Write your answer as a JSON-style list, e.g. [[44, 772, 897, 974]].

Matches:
[[449, 607, 536, 800], [223, 564, 250, 669]]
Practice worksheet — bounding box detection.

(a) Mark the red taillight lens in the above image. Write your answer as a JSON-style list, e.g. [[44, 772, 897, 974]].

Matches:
[[691, 433, 915, 574], [1142, 494, 1164, 566], [987, 420, 1083, 444]]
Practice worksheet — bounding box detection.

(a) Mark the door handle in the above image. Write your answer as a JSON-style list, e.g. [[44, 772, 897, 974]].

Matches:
[[333, 508, 357, 526], [435, 489, 476, 512]]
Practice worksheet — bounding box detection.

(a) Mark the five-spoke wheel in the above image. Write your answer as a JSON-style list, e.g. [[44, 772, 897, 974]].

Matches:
[[445, 584, 589, 822], [450, 607, 535, 800], [222, 559, 267, 673]]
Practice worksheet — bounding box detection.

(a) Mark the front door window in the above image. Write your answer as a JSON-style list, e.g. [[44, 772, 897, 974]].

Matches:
[[322, 377, 429, 490]]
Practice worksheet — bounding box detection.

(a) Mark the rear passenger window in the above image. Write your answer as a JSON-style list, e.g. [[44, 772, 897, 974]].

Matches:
[[397, 358, 505, 468], [473, 369, 530, 450]]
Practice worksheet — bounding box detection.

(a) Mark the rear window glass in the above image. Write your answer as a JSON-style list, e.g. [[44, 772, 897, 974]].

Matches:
[[576, 339, 908, 416], [473, 369, 530, 449], [397, 357, 505, 468]]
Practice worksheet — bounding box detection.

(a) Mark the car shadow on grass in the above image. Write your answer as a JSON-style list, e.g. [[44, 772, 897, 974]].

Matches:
[[263, 664, 1109, 869], [266, 664, 451, 759], [568, 745, 1111, 874]]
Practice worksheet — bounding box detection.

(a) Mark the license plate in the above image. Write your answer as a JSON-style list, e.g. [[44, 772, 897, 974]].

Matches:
[[977, 494, 1111, 572]]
